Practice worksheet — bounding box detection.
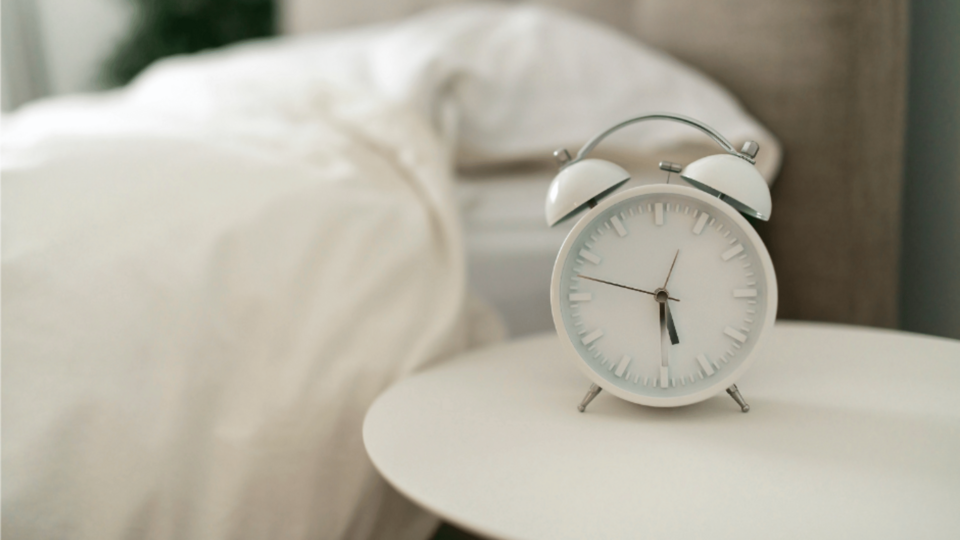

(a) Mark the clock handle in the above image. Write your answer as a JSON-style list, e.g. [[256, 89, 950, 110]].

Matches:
[[574, 112, 755, 165], [577, 383, 603, 413]]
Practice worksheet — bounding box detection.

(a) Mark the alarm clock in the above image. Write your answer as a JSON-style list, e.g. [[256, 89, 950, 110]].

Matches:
[[546, 113, 777, 413]]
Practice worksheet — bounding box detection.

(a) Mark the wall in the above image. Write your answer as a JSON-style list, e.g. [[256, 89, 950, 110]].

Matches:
[[34, 0, 132, 94], [1, 0, 130, 110], [899, 0, 960, 339]]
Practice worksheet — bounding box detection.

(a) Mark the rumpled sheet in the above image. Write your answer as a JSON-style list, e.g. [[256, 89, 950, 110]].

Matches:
[[2, 60, 503, 540]]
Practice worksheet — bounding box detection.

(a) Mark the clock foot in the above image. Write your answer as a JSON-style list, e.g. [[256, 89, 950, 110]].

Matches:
[[726, 384, 750, 413], [578, 384, 602, 412]]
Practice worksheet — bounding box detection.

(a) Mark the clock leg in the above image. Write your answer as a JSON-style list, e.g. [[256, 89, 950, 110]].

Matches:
[[725, 384, 750, 413], [578, 384, 602, 412]]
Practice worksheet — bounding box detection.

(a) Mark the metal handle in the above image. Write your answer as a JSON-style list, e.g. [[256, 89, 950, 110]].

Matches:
[[573, 112, 754, 165]]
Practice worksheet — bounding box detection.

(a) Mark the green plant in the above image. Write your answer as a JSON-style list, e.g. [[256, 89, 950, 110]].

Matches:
[[102, 0, 275, 87]]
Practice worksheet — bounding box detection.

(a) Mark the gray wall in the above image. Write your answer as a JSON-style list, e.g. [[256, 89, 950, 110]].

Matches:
[[899, 0, 960, 339], [1, 0, 130, 111]]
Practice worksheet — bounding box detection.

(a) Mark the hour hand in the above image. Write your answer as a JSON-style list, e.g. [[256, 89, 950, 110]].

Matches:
[[666, 303, 680, 345]]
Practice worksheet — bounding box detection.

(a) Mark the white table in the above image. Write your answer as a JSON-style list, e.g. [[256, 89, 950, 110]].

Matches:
[[364, 322, 960, 540]]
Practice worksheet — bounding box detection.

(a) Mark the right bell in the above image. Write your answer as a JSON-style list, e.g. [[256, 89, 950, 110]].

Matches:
[[681, 148, 772, 221]]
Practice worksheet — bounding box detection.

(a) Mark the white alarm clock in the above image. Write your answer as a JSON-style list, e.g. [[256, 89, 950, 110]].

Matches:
[[546, 113, 777, 413]]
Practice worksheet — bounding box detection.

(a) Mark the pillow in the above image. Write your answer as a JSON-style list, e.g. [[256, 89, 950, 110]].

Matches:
[[359, 3, 782, 178], [123, 3, 781, 180]]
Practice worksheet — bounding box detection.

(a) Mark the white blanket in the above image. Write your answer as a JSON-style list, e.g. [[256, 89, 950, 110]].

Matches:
[[2, 62, 500, 540], [2, 4, 780, 540]]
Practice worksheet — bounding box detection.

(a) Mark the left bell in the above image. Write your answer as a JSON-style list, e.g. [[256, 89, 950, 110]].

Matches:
[[545, 157, 630, 227]]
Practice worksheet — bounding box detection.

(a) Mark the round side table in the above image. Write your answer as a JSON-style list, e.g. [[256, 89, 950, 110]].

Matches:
[[364, 322, 960, 540]]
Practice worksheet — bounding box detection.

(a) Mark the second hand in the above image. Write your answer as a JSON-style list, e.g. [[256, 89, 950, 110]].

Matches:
[[576, 274, 680, 302]]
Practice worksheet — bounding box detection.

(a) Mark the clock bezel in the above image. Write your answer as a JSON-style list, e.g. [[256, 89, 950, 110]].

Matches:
[[550, 183, 778, 408]]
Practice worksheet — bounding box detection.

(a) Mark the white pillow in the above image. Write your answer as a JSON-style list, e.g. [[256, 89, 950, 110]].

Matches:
[[122, 3, 781, 179], [358, 3, 782, 177]]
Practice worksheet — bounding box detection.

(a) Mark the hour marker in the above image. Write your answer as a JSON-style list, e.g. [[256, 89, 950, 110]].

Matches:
[[655, 203, 664, 225], [733, 289, 758, 298], [660, 366, 669, 388], [610, 216, 627, 237], [721, 244, 744, 261], [581, 329, 604, 345], [724, 326, 748, 343], [696, 354, 715, 376], [579, 249, 601, 264], [614, 356, 631, 377], [693, 213, 709, 235], [569, 293, 592, 302]]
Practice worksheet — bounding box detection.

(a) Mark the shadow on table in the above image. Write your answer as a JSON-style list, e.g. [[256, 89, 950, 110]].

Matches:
[[432, 522, 485, 540]]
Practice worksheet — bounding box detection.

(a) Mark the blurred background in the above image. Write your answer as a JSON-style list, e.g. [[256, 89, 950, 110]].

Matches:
[[3, 0, 957, 341]]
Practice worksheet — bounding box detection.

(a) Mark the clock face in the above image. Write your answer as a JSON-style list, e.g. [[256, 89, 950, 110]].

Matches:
[[551, 184, 777, 407]]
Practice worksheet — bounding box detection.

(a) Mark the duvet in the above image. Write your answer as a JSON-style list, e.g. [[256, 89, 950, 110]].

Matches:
[[2, 57, 498, 540]]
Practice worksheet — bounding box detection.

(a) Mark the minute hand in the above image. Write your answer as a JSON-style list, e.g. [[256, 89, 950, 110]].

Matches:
[[576, 275, 680, 302]]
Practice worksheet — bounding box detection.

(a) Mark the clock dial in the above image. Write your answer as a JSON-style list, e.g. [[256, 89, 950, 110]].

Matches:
[[552, 184, 777, 407]]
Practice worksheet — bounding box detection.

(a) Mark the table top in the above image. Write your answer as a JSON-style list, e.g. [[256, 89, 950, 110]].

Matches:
[[363, 322, 960, 540]]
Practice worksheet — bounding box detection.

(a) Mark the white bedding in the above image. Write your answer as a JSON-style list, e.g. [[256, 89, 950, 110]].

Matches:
[[2, 4, 780, 540], [3, 64, 497, 540]]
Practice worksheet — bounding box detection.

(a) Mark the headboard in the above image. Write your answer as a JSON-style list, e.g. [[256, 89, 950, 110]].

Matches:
[[280, 0, 909, 329]]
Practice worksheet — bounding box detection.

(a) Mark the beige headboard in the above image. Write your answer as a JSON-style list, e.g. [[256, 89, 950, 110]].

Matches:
[[281, 0, 909, 329]]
